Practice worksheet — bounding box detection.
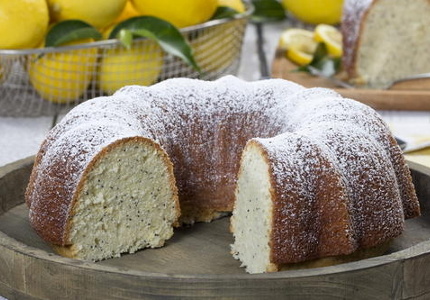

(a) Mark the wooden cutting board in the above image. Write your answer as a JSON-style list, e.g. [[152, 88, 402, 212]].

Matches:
[[2, 157, 430, 299], [271, 49, 430, 111]]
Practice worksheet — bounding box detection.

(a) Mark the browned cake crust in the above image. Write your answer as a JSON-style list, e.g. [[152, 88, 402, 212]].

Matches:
[[341, 0, 375, 81]]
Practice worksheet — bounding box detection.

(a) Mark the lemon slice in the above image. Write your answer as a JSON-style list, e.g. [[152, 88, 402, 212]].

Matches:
[[286, 48, 314, 66], [279, 28, 317, 66], [314, 24, 343, 57]]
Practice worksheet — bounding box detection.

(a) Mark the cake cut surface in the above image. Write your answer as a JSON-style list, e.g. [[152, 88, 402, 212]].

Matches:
[[231, 141, 276, 273], [27, 136, 180, 261], [58, 138, 179, 260], [26, 76, 420, 267]]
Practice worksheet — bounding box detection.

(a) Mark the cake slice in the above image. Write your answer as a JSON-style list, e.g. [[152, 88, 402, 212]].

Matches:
[[231, 128, 413, 273], [27, 136, 180, 261]]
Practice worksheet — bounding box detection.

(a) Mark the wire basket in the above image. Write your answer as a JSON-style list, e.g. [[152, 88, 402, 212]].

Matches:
[[0, 7, 252, 117]]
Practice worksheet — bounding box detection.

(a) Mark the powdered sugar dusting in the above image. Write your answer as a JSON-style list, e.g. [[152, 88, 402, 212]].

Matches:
[[252, 93, 414, 263], [26, 75, 419, 249]]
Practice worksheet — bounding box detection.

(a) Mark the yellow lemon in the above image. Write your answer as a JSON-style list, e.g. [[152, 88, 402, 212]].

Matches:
[[102, 25, 115, 40], [102, 1, 141, 39], [112, 1, 140, 25], [47, 0, 127, 29], [98, 40, 163, 94], [189, 0, 245, 73], [191, 23, 240, 73], [0, 0, 49, 49], [286, 48, 313, 66], [314, 24, 343, 57], [282, 0, 344, 25], [218, 0, 245, 13], [131, 0, 218, 28], [28, 40, 98, 104], [279, 28, 317, 66]]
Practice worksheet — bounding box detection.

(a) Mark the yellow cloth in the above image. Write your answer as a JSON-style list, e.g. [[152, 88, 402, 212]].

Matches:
[[405, 148, 430, 167], [385, 117, 430, 168]]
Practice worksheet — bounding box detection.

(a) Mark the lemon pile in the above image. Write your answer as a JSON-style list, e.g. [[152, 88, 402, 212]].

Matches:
[[1, 0, 245, 104], [279, 24, 343, 66]]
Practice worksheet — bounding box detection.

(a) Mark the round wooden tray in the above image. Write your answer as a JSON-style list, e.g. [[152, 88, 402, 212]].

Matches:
[[1, 157, 430, 299]]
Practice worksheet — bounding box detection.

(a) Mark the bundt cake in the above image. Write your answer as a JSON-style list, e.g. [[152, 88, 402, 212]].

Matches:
[[342, 0, 430, 88], [25, 76, 420, 267]]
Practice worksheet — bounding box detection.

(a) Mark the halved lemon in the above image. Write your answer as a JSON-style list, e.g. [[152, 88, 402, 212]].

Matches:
[[279, 28, 317, 66], [314, 24, 343, 57]]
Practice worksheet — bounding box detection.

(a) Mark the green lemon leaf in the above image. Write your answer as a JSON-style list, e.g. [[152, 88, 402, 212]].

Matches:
[[210, 6, 240, 20], [310, 43, 329, 65], [251, 0, 286, 23], [295, 43, 342, 77], [110, 16, 200, 72], [45, 20, 102, 47], [117, 29, 134, 49]]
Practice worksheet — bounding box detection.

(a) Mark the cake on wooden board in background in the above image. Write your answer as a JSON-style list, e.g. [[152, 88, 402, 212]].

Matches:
[[342, 0, 430, 89], [25, 76, 420, 269]]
